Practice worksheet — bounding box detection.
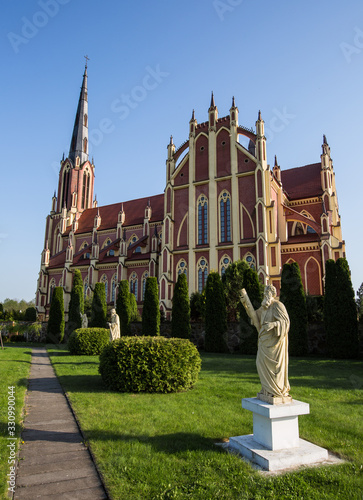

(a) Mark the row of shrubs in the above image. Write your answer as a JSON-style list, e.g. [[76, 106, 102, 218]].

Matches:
[[68, 328, 202, 394]]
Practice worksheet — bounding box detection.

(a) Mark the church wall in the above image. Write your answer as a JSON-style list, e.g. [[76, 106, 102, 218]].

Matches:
[[281, 250, 322, 295], [216, 128, 231, 177], [174, 159, 189, 186], [173, 188, 189, 249], [195, 135, 209, 182], [237, 149, 255, 173]]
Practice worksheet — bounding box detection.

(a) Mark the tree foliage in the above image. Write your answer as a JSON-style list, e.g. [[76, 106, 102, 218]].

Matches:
[[90, 282, 107, 328], [116, 280, 132, 335], [324, 258, 359, 358], [280, 262, 308, 356], [356, 282, 363, 321], [190, 291, 205, 322], [204, 272, 227, 352], [222, 260, 249, 321], [142, 277, 160, 336], [68, 270, 84, 334], [172, 273, 191, 339], [239, 266, 264, 355], [47, 287, 65, 343]]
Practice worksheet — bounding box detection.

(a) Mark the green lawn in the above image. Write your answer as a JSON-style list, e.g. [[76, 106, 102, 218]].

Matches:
[[47, 346, 363, 500], [0, 345, 33, 500]]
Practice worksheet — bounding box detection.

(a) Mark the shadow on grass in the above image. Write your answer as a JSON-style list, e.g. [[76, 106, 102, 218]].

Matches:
[[57, 375, 104, 392], [85, 429, 224, 455]]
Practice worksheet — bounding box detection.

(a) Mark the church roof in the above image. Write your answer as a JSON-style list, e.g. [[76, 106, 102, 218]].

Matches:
[[66, 193, 164, 235], [281, 163, 322, 200]]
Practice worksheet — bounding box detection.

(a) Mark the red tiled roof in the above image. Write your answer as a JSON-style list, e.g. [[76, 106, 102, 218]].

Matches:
[[281, 163, 322, 200], [284, 233, 321, 244], [66, 193, 164, 234], [48, 250, 67, 269]]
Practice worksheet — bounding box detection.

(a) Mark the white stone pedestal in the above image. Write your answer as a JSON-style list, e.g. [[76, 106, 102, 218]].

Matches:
[[229, 398, 328, 471]]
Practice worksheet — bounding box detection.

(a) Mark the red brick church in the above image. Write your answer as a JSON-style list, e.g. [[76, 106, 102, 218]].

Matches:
[[36, 65, 345, 321]]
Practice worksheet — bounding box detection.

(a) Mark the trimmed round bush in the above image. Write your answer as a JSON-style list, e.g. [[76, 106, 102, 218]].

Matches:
[[68, 328, 109, 355], [99, 336, 202, 393]]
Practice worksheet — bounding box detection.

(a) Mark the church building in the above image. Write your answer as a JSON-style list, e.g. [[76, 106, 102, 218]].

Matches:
[[35, 65, 345, 321]]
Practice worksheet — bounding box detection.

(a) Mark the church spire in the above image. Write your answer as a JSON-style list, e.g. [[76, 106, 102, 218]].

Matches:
[[69, 62, 89, 165]]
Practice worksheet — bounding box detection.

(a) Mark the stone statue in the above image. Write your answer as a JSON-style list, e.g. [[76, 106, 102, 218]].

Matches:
[[81, 313, 88, 329], [108, 308, 120, 341], [240, 285, 291, 404]]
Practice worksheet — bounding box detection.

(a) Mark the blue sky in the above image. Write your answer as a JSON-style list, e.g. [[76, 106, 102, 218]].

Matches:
[[1, 0, 362, 302]]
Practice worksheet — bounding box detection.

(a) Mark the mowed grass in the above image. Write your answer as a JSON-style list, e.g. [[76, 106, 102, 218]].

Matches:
[[48, 346, 363, 500], [0, 345, 33, 500]]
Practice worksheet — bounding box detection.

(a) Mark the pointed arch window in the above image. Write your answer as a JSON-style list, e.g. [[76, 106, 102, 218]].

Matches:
[[197, 257, 208, 293], [130, 272, 138, 301], [197, 195, 208, 245], [84, 114, 88, 127], [142, 271, 149, 301], [49, 278, 56, 304], [83, 277, 89, 300], [220, 255, 232, 276], [82, 170, 90, 209], [61, 167, 70, 208], [111, 274, 117, 304], [177, 259, 187, 277], [101, 274, 108, 302], [244, 253, 256, 269], [219, 191, 231, 243]]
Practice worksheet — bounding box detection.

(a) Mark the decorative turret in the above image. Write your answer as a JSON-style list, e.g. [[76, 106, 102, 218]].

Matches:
[[189, 109, 197, 137], [94, 208, 101, 229], [255, 110, 267, 169], [66, 235, 74, 263], [167, 135, 175, 160], [42, 240, 50, 266], [144, 200, 152, 236], [273, 155, 281, 183], [120, 228, 127, 256], [51, 191, 57, 214], [145, 200, 152, 221], [229, 96, 238, 126], [117, 203, 125, 239], [208, 91, 218, 131], [69, 63, 89, 165]]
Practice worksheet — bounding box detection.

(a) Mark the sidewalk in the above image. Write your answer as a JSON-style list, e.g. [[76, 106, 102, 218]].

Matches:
[[15, 347, 108, 499]]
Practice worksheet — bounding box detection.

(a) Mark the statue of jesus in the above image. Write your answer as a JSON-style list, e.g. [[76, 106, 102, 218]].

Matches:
[[240, 285, 291, 403]]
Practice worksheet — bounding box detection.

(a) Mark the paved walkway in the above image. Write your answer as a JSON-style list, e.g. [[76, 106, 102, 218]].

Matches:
[[15, 348, 108, 499]]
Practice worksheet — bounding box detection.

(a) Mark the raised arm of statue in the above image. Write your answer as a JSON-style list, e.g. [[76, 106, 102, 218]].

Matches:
[[240, 288, 261, 331]]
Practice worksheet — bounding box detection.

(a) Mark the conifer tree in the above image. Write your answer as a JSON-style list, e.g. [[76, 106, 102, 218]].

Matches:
[[240, 266, 263, 354], [205, 272, 227, 352], [47, 287, 65, 343], [142, 277, 160, 336], [172, 273, 191, 339], [129, 292, 140, 322], [116, 280, 132, 335], [324, 258, 359, 358], [90, 282, 107, 328], [280, 262, 308, 356], [222, 259, 249, 321], [68, 270, 84, 334]]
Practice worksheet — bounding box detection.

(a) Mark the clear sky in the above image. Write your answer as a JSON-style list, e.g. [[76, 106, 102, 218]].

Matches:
[[1, 0, 362, 302]]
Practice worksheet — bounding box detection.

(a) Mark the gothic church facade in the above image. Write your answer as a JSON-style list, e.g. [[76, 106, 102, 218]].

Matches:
[[36, 66, 345, 321]]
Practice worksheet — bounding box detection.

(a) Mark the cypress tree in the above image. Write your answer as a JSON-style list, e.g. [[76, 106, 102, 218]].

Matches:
[[172, 273, 191, 339], [205, 272, 227, 352], [142, 277, 160, 336], [240, 266, 263, 355], [129, 292, 140, 322], [116, 280, 132, 335], [47, 287, 65, 343], [222, 260, 249, 321], [325, 258, 359, 358], [280, 262, 308, 356], [90, 282, 107, 328], [68, 270, 84, 334]]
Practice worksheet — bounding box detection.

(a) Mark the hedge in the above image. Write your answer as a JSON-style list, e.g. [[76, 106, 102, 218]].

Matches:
[[99, 336, 202, 393], [68, 328, 110, 355]]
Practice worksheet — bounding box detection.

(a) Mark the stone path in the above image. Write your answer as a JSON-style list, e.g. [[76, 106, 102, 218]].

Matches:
[[15, 347, 108, 499]]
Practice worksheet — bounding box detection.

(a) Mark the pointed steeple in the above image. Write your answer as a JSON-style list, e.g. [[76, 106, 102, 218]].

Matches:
[[210, 91, 215, 109], [69, 63, 89, 165], [232, 96, 236, 108]]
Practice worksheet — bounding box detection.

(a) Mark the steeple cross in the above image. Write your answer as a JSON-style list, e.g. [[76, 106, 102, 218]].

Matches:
[[84, 55, 90, 68]]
